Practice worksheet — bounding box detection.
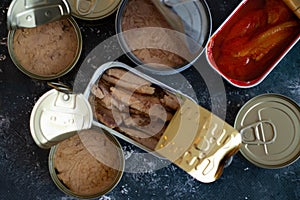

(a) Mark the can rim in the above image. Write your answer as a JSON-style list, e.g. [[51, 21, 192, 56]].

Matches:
[[7, 17, 82, 80], [234, 93, 300, 169], [115, 0, 212, 75], [48, 130, 125, 199]]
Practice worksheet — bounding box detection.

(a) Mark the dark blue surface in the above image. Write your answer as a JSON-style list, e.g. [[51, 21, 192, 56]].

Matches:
[[0, 0, 299, 200]]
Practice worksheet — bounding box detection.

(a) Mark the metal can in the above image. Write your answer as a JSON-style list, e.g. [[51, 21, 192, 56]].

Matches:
[[7, 0, 82, 80], [83, 61, 242, 183], [66, 0, 122, 20], [115, 0, 212, 75], [48, 127, 124, 199], [234, 93, 300, 168], [206, 0, 300, 88]]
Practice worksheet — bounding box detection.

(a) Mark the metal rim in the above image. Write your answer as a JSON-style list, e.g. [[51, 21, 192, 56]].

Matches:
[[234, 93, 300, 168], [7, 17, 82, 80], [115, 0, 212, 75], [48, 130, 125, 199]]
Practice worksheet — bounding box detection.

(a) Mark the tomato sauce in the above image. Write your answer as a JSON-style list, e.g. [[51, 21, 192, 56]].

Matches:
[[208, 0, 300, 83]]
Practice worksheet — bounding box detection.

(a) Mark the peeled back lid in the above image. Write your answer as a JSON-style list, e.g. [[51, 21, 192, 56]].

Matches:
[[234, 93, 300, 169], [7, 0, 71, 30], [30, 89, 93, 149]]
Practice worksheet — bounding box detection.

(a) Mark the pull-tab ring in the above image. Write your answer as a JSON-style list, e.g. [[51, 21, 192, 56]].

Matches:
[[47, 82, 73, 94], [76, 0, 98, 16], [240, 120, 277, 145]]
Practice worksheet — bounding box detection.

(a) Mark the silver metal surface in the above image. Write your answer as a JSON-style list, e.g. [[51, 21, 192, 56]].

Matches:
[[7, 0, 70, 30], [30, 89, 93, 149]]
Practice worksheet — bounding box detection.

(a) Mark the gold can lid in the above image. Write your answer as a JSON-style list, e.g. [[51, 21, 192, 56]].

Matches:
[[30, 88, 93, 149], [67, 0, 121, 20], [234, 94, 300, 168], [7, 0, 71, 30]]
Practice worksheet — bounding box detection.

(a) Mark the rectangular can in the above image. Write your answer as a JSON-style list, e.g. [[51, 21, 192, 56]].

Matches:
[[83, 61, 242, 183], [206, 0, 300, 88]]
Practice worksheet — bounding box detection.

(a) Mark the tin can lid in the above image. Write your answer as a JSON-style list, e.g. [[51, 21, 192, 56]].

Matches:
[[234, 94, 300, 168], [67, 0, 121, 20], [30, 89, 93, 149], [7, 0, 71, 30]]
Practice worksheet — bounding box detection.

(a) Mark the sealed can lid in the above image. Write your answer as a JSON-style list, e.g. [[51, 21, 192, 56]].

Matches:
[[7, 0, 71, 30], [234, 94, 300, 168], [30, 89, 93, 149], [67, 0, 121, 20]]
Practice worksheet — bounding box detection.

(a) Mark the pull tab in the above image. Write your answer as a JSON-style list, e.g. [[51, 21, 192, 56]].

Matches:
[[240, 120, 277, 145], [76, 0, 98, 16], [48, 81, 73, 94], [7, 0, 70, 30]]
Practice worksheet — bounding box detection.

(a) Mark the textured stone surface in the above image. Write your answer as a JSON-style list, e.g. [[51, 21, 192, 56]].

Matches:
[[0, 0, 299, 200]]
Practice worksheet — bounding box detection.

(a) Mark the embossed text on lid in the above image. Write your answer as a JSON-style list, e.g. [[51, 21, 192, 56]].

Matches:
[[234, 94, 300, 168]]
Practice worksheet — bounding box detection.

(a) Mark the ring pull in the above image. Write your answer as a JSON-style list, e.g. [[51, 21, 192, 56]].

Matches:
[[240, 120, 277, 145], [47, 82, 73, 95], [76, 0, 98, 16]]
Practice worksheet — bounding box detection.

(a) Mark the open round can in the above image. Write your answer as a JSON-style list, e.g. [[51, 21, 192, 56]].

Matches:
[[48, 127, 125, 199], [7, 17, 82, 80], [115, 0, 212, 75]]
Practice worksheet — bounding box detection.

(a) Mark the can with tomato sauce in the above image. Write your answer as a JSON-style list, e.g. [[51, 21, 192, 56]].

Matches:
[[206, 0, 300, 88]]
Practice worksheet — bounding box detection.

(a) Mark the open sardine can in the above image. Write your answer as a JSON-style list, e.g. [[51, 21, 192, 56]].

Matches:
[[206, 0, 300, 88]]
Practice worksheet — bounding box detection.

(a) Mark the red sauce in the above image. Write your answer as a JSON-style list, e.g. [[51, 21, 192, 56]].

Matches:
[[208, 0, 300, 83]]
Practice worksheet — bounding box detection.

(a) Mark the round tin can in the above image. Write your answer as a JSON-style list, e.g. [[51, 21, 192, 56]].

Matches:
[[115, 0, 212, 75], [48, 128, 124, 199], [234, 93, 300, 168], [67, 0, 122, 20], [7, 17, 82, 80]]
